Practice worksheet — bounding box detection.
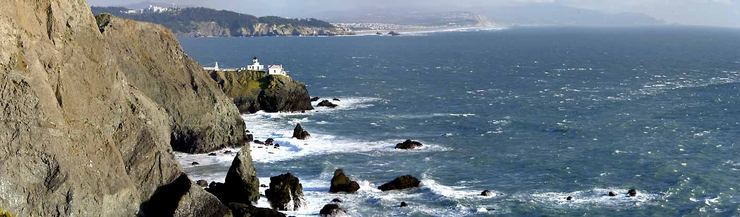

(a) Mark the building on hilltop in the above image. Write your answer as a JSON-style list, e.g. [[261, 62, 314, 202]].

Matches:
[[268, 65, 287, 76], [247, 57, 264, 71], [203, 62, 220, 71]]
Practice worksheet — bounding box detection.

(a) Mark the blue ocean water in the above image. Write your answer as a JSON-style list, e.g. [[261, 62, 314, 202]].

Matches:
[[177, 27, 740, 216]]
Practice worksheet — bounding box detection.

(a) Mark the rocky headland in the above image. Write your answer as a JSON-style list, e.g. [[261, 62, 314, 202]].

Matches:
[[0, 0, 258, 216], [209, 70, 314, 113]]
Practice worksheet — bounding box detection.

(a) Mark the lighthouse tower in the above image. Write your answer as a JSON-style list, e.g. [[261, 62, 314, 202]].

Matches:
[[247, 57, 264, 71]]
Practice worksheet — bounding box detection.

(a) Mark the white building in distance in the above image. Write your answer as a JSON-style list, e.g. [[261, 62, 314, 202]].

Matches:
[[246, 57, 264, 71], [268, 65, 287, 76]]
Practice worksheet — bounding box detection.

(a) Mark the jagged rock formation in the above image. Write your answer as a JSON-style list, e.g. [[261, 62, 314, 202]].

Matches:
[[329, 169, 360, 193], [265, 173, 305, 211], [96, 14, 246, 154], [92, 7, 353, 37], [292, 123, 311, 140], [0, 0, 255, 216], [222, 146, 261, 203], [209, 70, 313, 113]]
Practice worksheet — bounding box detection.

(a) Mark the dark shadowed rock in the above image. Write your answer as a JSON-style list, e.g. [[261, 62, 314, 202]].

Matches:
[[400, 201, 408, 207], [378, 175, 421, 191], [319, 204, 347, 217], [254, 140, 264, 144], [317, 100, 338, 108], [311, 97, 321, 102], [208, 153, 217, 156], [191, 162, 200, 166], [481, 190, 493, 196], [265, 173, 305, 211], [223, 146, 261, 203], [331, 198, 343, 203], [395, 140, 423, 150], [628, 189, 638, 197], [332, 98, 341, 101], [140, 174, 229, 217], [608, 191, 617, 197], [229, 203, 286, 217], [265, 138, 275, 146], [566, 196, 573, 201], [293, 124, 311, 140], [329, 169, 361, 193]]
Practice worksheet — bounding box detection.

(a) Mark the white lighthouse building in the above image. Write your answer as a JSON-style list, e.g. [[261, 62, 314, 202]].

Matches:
[[246, 57, 264, 71], [268, 65, 287, 76]]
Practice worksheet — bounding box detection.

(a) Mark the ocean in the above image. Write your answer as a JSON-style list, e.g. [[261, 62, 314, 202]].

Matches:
[[176, 26, 740, 216]]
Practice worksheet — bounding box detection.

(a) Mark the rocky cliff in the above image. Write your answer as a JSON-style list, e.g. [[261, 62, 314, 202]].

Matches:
[[0, 0, 257, 216], [209, 70, 314, 113], [96, 14, 246, 154]]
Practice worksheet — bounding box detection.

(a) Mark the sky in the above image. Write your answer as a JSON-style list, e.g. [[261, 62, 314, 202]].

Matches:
[[87, 0, 740, 27]]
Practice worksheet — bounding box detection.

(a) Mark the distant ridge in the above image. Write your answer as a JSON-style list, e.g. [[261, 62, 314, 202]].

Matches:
[[92, 6, 353, 37]]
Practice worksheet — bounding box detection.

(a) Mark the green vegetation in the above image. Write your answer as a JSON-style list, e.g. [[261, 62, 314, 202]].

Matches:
[[0, 208, 12, 217]]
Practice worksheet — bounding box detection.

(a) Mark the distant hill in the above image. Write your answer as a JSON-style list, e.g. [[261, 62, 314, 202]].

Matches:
[[92, 6, 353, 37], [486, 4, 663, 26], [324, 10, 493, 27]]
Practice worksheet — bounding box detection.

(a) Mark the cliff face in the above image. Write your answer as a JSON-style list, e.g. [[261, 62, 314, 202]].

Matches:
[[0, 0, 254, 216], [96, 14, 246, 154], [209, 71, 313, 113]]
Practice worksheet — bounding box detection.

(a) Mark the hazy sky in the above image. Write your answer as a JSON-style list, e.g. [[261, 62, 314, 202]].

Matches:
[[87, 0, 740, 27]]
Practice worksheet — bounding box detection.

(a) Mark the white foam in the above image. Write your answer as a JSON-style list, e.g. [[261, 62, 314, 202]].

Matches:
[[524, 188, 661, 208], [420, 178, 498, 200]]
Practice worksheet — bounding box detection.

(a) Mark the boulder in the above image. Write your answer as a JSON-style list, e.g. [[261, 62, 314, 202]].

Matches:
[[222, 146, 261, 203], [317, 100, 339, 108], [331, 198, 343, 203], [254, 140, 265, 144], [319, 204, 348, 217], [481, 190, 493, 196], [400, 202, 408, 207], [191, 162, 200, 166], [628, 189, 638, 197], [265, 138, 275, 146], [378, 175, 421, 191], [265, 173, 305, 211], [311, 97, 321, 102], [229, 203, 286, 217], [395, 140, 423, 149], [608, 191, 617, 197], [140, 174, 230, 217], [566, 196, 573, 201], [332, 98, 341, 101], [293, 124, 311, 140], [329, 169, 361, 193]]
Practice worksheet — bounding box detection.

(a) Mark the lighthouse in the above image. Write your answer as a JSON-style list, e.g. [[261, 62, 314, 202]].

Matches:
[[247, 57, 264, 71]]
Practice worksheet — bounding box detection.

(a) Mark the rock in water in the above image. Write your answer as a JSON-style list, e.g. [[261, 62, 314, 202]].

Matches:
[[311, 97, 321, 102], [317, 100, 339, 108], [319, 204, 348, 217], [608, 191, 617, 197], [481, 190, 493, 196], [395, 140, 424, 149], [329, 169, 361, 193], [196, 180, 209, 187], [378, 175, 421, 191], [265, 173, 305, 211], [228, 203, 286, 217], [223, 146, 261, 203], [628, 189, 638, 197], [293, 123, 311, 140], [140, 174, 229, 217]]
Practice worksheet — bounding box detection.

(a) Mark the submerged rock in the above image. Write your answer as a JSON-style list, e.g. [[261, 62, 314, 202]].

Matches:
[[378, 175, 421, 191], [331, 198, 343, 203], [319, 204, 347, 217], [265, 173, 305, 211], [608, 191, 617, 197], [332, 98, 341, 101], [265, 138, 275, 146], [317, 100, 339, 108], [566, 196, 573, 201], [400, 201, 409, 207], [395, 140, 424, 150], [329, 169, 361, 193], [229, 203, 286, 217], [293, 123, 311, 140], [311, 97, 321, 102]]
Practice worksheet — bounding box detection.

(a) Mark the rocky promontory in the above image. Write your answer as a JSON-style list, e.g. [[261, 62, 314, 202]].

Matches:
[[209, 70, 314, 113], [0, 1, 258, 216]]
